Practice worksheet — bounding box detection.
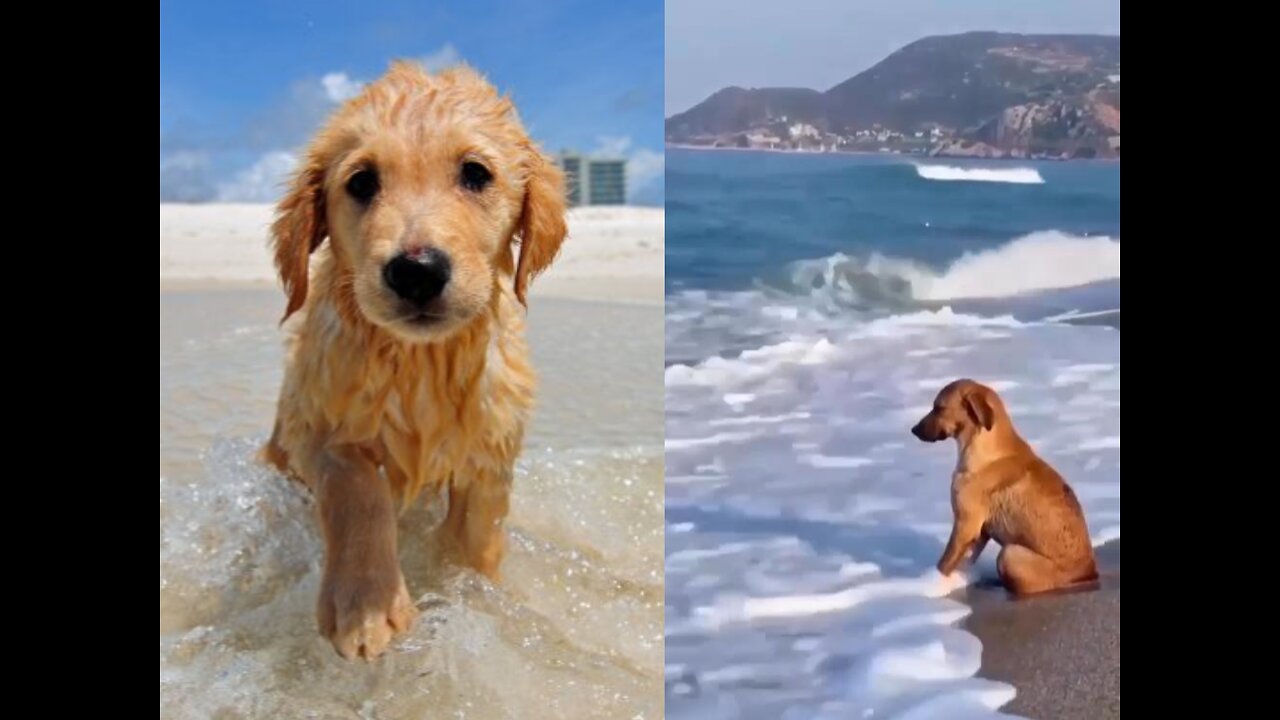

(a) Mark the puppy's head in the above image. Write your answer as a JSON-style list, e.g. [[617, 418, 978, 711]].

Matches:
[[911, 379, 998, 443], [271, 61, 567, 341]]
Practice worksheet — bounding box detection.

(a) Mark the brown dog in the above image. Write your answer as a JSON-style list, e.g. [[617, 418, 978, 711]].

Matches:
[[911, 379, 1098, 596], [260, 62, 567, 660]]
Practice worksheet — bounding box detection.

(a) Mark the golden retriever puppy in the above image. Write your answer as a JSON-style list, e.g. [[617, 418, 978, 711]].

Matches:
[[911, 379, 1098, 596], [259, 61, 567, 660]]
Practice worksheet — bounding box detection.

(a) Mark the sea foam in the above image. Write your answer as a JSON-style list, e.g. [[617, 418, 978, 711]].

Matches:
[[914, 164, 1045, 184]]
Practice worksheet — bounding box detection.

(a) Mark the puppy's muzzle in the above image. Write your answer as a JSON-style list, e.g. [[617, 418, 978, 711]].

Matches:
[[383, 248, 451, 307], [911, 419, 942, 442]]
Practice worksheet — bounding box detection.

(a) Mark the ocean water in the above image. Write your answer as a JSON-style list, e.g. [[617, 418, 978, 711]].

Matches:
[[159, 290, 663, 719], [664, 149, 1120, 718]]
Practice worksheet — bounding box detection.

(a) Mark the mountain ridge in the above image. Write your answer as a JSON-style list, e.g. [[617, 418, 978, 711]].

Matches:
[[666, 32, 1121, 159]]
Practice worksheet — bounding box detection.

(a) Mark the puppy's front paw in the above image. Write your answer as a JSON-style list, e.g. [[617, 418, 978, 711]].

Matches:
[[929, 566, 969, 595], [317, 567, 418, 661]]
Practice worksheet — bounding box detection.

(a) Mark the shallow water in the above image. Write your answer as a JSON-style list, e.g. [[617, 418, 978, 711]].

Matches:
[[159, 287, 664, 719]]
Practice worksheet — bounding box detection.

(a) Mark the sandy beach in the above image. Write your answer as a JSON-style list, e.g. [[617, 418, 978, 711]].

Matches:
[[960, 541, 1121, 719], [160, 203, 664, 304], [159, 204, 664, 718]]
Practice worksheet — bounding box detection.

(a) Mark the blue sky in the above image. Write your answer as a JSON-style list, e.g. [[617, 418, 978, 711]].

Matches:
[[160, 0, 664, 204], [666, 0, 1120, 114]]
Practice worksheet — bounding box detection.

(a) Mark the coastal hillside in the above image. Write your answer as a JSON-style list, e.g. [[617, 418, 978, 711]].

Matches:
[[663, 86, 824, 139], [665, 32, 1121, 159]]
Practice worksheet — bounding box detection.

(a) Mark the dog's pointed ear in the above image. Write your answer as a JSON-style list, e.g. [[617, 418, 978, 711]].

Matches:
[[963, 390, 995, 431], [271, 158, 328, 321], [513, 148, 567, 306]]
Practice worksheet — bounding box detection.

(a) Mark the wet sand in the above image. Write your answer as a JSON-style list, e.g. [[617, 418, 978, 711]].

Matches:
[[960, 541, 1121, 719]]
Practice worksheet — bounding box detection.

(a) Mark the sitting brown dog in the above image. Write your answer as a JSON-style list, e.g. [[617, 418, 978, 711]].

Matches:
[[911, 379, 1098, 596]]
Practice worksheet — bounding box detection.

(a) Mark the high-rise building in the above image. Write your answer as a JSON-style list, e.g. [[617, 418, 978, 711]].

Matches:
[[556, 152, 627, 206]]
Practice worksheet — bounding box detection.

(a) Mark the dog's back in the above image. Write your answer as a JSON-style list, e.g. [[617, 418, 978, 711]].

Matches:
[[987, 450, 1098, 583]]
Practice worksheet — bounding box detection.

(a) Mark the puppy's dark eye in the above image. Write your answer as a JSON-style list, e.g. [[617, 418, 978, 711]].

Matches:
[[346, 169, 379, 203], [460, 161, 492, 192]]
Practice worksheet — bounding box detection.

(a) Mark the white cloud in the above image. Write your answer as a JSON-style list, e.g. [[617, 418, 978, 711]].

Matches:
[[216, 151, 299, 202], [317, 48, 459, 106], [420, 44, 461, 72], [591, 136, 664, 203], [593, 135, 633, 158], [626, 148, 664, 198], [159, 151, 213, 202], [321, 72, 363, 103], [160, 151, 208, 173], [320, 46, 462, 108]]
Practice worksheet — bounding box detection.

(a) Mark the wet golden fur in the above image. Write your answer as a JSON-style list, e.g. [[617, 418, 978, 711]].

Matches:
[[911, 379, 1098, 597], [260, 62, 567, 660]]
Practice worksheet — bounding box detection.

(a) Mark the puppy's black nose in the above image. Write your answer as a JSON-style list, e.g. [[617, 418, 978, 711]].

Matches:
[[911, 422, 925, 440], [383, 249, 451, 306]]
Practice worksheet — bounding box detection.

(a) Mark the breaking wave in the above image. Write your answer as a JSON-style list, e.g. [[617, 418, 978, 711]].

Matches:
[[784, 231, 1119, 309], [914, 164, 1045, 184]]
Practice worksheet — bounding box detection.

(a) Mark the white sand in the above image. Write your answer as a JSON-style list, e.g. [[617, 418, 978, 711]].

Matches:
[[159, 203, 664, 305]]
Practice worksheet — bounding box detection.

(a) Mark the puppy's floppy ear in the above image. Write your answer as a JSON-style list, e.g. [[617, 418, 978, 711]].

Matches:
[[963, 390, 995, 431], [271, 157, 328, 321], [513, 147, 568, 305]]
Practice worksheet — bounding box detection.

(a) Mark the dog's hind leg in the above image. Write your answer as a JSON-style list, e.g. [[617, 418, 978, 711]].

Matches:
[[997, 544, 1076, 596], [446, 473, 512, 581]]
